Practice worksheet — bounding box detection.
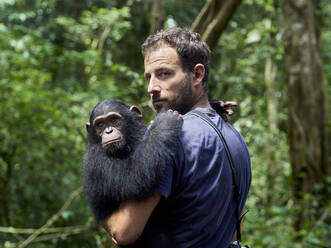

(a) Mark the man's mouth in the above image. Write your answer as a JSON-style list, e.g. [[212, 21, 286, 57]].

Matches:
[[153, 99, 167, 104]]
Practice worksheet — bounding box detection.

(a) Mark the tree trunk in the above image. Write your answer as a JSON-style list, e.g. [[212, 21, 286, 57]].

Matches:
[[265, 57, 278, 133], [150, 0, 166, 34], [265, 56, 278, 216], [282, 0, 329, 233], [191, 0, 242, 50], [0, 147, 16, 227]]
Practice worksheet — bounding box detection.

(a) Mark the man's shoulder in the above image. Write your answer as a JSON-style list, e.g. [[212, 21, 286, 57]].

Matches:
[[179, 108, 221, 142], [182, 108, 221, 129]]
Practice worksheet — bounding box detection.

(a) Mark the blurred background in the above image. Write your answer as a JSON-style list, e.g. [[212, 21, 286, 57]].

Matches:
[[0, 0, 329, 247]]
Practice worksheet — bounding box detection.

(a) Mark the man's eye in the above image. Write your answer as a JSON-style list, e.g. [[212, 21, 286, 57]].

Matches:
[[145, 74, 151, 82], [160, 71, 170, 77]]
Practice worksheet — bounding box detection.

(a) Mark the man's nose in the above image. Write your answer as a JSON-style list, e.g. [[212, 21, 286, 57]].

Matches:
[[147, 76, 161, 95]]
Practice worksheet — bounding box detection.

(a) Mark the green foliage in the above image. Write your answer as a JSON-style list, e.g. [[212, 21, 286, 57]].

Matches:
[[0, 1, 145, 246], [0, 0, 329, 247]]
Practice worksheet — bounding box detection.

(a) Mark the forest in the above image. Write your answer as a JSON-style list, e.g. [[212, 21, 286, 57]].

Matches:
[[0, 0, 329, 247]]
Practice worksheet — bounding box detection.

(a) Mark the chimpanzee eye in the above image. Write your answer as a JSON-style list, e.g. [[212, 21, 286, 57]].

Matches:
[[95, 122, 104, 129], [112, 119, 122, 127]]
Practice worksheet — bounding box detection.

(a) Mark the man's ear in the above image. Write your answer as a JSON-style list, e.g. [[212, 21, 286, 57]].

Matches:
[[86, 122, 90, 132], [192, 64, 205, 86], [129, 106, 142, 122]]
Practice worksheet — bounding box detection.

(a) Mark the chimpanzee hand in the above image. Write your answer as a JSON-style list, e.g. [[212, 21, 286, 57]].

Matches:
[[210, 100, 238, 122], [151, 109, 183, 131]]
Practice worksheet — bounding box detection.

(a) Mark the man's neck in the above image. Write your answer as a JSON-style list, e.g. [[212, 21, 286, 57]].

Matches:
[[191, 92, 210, 110]]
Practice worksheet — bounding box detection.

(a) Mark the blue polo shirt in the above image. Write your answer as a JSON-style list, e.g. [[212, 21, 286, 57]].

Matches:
[[155, 108, 251, 248]]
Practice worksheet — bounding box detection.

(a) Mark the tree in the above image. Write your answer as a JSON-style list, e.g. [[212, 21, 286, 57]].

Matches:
[[282, 0, 329, 235], [150, 0, 166, 33], [191, 0, 242, 49], [1, 0, 330, 246]]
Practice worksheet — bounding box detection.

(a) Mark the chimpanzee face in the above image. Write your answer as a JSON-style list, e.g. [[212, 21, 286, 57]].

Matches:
[[92, 112, 126, 153]]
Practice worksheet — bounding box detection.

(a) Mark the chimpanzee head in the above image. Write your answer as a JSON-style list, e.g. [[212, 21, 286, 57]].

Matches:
[[86, 99, 144, 156]]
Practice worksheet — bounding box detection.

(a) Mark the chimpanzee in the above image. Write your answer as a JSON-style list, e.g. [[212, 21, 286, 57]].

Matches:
[[83, 99, 235, 247], [83, 99, 182, 247]]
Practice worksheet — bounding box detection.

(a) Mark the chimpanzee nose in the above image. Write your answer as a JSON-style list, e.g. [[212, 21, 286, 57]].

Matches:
[[105, 127, 113, 134]]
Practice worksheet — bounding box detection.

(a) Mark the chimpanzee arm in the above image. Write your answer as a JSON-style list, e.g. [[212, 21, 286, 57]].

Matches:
[[141, 110, 182, 163], [122, 110, 182, 201]]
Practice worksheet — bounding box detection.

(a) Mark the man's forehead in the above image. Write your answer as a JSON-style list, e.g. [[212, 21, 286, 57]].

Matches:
[[144, 46, 181, 69]]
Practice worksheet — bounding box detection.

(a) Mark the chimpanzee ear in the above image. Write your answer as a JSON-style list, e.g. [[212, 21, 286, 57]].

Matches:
[[86, 122, 91, 132], [129, 106, 142, 122]]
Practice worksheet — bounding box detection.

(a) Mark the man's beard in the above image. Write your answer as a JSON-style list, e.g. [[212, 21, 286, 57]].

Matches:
[[154, 74, 194, 115]]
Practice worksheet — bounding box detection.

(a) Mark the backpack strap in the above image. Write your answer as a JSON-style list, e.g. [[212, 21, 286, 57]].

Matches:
[[190, 110, 242, 242]]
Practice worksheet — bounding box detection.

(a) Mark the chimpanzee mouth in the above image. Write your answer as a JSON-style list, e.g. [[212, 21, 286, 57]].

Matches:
[[103, 139, 121, 147]]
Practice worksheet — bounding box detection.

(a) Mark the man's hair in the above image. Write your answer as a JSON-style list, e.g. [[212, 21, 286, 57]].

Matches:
[[141, 27, 211, 92]]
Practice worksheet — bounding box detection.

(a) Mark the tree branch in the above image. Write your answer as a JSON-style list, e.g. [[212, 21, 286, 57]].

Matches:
[[190, 0, 242, 50], [202, 0, 242, 49], [191, 0, 214, 34], [17, 187, 82, 248], [0, 225, 90, 234]]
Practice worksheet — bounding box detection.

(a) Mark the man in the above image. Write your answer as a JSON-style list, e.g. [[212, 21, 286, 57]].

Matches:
[[105, 28, 251, 247]]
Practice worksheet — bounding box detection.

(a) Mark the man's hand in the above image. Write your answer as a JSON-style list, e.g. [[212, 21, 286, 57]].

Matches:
[[210, 100, 238, 122], [104, 193, 161, 246]]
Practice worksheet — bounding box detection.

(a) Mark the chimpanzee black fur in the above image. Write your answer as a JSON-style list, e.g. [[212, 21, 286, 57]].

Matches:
[[82, 99, 181, 247]]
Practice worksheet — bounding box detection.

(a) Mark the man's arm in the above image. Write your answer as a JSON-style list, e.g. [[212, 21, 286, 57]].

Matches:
[[104, 193, 161, 246]]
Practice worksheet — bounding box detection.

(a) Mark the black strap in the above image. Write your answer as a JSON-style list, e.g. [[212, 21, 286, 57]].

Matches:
[[190, 110, 242, 242]]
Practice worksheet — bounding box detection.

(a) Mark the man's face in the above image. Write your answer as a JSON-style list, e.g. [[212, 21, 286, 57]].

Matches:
[[144, 46, 194, 114]]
